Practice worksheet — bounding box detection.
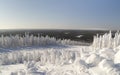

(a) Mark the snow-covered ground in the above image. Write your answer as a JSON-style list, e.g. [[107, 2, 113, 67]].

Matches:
[[0, 31, 120, 75], [0, 45, 120, 75]]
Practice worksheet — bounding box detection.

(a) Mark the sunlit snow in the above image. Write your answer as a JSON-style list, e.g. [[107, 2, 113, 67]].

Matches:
[[0, 31, 120, 75]]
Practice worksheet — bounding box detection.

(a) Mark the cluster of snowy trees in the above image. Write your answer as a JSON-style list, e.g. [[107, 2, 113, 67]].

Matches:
[[92, 31, 120, 49], [0, 49, 80, 65], [0, 33, 82, 48]]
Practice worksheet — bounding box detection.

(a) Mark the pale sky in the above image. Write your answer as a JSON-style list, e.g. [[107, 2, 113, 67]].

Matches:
[[0, 0, 120, 30]]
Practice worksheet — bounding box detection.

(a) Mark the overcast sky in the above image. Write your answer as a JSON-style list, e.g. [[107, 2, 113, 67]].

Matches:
[[0, 0, 120, 30]]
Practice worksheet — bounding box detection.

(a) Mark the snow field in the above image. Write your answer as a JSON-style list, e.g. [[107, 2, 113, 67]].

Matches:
[[0, 31, 120, 75], [0, 45, 120, 75]]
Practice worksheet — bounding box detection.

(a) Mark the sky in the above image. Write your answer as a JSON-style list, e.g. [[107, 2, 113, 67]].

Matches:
[[0, 0, 120, 30]]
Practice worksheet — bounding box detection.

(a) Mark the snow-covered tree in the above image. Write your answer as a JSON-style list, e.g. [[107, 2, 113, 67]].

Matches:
[[0, 33, 82, 49]]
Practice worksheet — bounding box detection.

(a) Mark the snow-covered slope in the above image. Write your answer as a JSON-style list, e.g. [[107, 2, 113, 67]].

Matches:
[[0, 31, 120, 75], [0, 45, 120, 75]]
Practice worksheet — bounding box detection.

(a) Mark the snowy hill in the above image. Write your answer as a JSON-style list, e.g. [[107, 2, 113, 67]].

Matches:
[[0, 31, 120, 75]]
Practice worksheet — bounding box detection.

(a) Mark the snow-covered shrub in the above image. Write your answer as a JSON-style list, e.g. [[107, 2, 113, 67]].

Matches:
[[0, 48, 82, 65]]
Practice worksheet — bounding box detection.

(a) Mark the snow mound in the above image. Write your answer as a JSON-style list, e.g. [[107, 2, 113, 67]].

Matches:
[[98, 59, 114, 71], [99, 48, 115, 60], [85, 54, 101, 66], [114, 50, 120, 64], [106, 68, 120, 75], [74, 59, 88, 72]]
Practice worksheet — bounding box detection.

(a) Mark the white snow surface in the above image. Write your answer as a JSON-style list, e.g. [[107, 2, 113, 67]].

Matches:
[[0, 45, 120, 75], [1, 31, 120, 75]]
